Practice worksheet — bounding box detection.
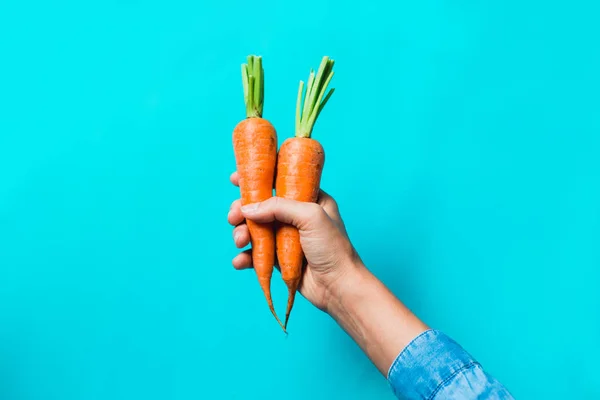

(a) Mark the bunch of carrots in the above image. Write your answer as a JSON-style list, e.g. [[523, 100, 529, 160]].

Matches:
[[232, 55, 335, 332]]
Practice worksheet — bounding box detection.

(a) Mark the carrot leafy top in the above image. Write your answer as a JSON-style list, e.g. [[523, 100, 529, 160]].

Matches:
[[241, 55, 264, 118], [296, 56, 335, 138]]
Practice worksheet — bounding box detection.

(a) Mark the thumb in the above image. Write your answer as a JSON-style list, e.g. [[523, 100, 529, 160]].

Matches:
[[241, 197, 325, 229]]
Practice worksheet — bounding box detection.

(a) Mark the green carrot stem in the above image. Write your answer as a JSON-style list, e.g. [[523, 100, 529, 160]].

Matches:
[[307, 57, 331, 120], [296, 56, 335, 138], [302, 71, 316, 122], [241, 55, 264, 118], [295, 80, 304, 135]]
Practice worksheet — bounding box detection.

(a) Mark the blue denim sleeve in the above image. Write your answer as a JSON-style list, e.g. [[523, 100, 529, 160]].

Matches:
[[387, 329, 514, 399]]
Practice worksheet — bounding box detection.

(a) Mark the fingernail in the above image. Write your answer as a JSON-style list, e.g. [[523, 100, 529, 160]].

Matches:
[[234, 231, 241, 244], [241, 203, 259, 213]]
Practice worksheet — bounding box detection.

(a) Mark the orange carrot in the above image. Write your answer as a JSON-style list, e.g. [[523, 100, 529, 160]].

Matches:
[[276, 56, 335, 330], [233, 55, 283, 330]]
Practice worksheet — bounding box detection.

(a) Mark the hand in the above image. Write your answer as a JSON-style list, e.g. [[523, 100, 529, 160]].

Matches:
[[228, 172, 428, 377], [227, 171, 361, 311]]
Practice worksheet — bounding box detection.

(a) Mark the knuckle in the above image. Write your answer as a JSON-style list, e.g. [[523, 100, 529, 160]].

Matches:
[[330, 196, 339, 208], [328, 198, 339, 212], [271, 196, 281, 208], [266, 196, 280, 213], [307, 203, 326, 220], [319, 191, 339, 211]]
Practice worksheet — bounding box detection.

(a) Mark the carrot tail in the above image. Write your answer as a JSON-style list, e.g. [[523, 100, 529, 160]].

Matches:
[[246, 220, 284, 331], [283, 278, 300, 330], [257, 276, 285, 331]]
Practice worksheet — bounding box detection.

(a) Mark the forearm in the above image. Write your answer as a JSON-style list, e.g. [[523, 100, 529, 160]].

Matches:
[[325, 261, 429, 375], [325, 261, 515, 399]]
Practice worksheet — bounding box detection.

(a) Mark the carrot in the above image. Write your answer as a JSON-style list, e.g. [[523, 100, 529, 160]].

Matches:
[[232, 55, 284, 330], [276, 56, 336, 330]]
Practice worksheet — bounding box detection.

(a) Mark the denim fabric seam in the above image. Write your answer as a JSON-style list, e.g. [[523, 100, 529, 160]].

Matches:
[[426, 361, 480, 400], [386, 328, 434, 380]]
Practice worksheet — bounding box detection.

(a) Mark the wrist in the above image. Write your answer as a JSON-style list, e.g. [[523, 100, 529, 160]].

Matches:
[[322, 257, 429, 376], [323, 255, 371, 316]]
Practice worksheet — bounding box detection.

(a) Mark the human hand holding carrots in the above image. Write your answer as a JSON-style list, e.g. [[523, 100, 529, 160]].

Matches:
[[231, 55, 338, 331], [228, 172, 362, 313], [228, 175, 432, 380]]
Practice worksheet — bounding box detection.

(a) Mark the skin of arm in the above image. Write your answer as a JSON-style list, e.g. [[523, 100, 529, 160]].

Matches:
[[227, 172, 428, 375], [325, 263, 429, 375]]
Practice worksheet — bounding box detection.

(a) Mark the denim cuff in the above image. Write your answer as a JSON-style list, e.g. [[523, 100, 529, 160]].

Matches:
[[387, 329, 479, 399]]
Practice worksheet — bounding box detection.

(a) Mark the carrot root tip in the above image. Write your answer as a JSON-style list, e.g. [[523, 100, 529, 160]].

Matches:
[[269, 305, 286, 332], [283, 279, 300, 331]]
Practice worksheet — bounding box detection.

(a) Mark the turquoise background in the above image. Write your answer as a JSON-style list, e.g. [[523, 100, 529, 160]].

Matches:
[[1, 0, 599, 398]]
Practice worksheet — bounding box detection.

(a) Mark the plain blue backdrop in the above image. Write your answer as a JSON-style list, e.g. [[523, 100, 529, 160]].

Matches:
[[1, 0, 599, 399]]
